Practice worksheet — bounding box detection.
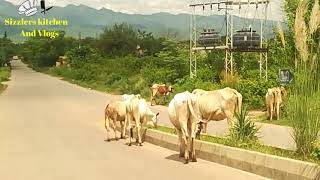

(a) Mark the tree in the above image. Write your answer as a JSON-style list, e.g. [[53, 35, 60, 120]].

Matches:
[[97, 23, 138, 57]]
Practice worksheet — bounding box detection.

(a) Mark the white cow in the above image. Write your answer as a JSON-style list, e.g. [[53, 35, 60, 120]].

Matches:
[[266, 87, 287, 121], [125, 96, 159, 146], [193, 87, 243, 133], [168, 91, 201, 164]]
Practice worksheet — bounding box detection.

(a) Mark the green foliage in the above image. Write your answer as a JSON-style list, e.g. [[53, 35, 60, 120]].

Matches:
[[0, 67, 10, 92], [287, 71, 320, 157], [0, 38, 16, 66], [312, 143, 320, 160], [97, 23, 164, 57], [237, 79, 277, 109], [0, 67, 10, 82], [229, 107, 260, 145], [21, 34, 78, 68]]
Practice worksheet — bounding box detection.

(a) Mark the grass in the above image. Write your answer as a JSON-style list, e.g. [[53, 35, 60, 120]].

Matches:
[[149, 125, 320, 164], [0, 67, 10, 93], [257, 117, 292, 127]]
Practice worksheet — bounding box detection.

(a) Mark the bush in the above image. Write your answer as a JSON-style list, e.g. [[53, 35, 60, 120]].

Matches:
[[236, 79, 277, 109], [229, 107, 260, 145], [0, 67, 10, 82]]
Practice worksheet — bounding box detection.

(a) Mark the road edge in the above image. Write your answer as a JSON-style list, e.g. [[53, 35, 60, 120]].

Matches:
[[144, 129, 320, 180]]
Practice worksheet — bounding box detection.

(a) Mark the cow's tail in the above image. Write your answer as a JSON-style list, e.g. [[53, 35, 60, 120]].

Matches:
[[104, 103, 110, 130], [187, 94, 199, 121]]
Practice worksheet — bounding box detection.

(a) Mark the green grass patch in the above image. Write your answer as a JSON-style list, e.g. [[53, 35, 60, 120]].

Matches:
[[0, 67, 10, 82], [0, 67, 10, 93], [149, 125, 320, 164], [258, 118, 292, 127], [251, 113, 292, 127]]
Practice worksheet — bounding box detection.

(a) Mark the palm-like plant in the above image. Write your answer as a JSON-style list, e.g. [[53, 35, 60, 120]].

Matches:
[[229, 107, 260, 145]]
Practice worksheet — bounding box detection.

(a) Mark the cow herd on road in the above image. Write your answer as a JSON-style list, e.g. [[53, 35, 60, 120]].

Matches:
[[104, 83, 287, 164]]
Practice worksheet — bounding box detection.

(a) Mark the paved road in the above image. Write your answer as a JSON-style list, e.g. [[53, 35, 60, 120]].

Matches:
[[0, 61, 269, 180]]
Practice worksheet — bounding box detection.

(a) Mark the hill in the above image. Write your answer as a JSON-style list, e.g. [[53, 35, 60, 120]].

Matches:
[[0, 0, 277, 41]]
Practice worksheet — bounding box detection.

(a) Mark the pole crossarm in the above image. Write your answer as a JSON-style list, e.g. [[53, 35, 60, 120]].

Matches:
[[189, 0, 269, 80]]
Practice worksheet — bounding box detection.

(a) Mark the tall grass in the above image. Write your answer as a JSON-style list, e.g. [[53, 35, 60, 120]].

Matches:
[[289, 71, 320, 156], [289, 0, 320, 157]]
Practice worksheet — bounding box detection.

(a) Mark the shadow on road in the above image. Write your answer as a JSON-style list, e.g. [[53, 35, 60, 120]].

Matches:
[[165, 154, 185, 163]]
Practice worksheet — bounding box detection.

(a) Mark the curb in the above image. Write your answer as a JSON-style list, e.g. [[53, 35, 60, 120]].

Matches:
[[144, 129, 320, 180]]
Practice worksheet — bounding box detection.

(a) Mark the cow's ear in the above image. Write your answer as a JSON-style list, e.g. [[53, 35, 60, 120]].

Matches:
[[156, 112, 160, 116]]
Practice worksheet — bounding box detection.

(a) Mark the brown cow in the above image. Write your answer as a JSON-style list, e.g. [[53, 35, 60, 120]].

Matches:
[[266, 87, 287, 121], [150, 84, 174, 106]]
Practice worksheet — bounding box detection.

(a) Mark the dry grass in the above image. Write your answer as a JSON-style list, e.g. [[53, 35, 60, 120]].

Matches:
[[309, 0, 320, 35], [294, 0, 309, 62], [277, 22, 286, 48]]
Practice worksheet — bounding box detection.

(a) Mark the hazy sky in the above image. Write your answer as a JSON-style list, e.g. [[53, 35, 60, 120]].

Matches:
[[6, 0, 285, 21]]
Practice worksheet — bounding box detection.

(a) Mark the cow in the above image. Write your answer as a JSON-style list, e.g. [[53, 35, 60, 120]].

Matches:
[[150, 84, 174, 106], [192, 87, 243, 133], [104, 101, 127, 141], [125, 96, 159, 146], [168, 91, 201, 164], [266, 87, 287, 121]]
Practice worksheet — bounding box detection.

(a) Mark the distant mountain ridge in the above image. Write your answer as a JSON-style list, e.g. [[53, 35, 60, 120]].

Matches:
[[0, 0, 277, 41]]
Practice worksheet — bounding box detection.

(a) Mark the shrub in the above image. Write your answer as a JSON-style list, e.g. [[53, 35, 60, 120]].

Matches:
[[229, 107, 260, 145]]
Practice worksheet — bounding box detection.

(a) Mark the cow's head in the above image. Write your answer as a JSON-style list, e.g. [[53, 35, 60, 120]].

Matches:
[[168, 86, 175, 93], [273, 88, 283, 103], [280, 87, 287, 96]]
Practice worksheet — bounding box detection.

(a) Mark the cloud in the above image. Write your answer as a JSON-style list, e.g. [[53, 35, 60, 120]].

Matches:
[[6, 0, 284, 21]]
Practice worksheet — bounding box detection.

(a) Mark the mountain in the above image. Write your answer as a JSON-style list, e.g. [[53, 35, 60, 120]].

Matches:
[[0, 0, 277, 41]]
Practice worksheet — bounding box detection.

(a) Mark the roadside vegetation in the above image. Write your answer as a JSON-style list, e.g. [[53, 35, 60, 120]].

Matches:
[[17, 0, 320, 162], [0, 35, 15, 93], [0, 67, 10, 93]]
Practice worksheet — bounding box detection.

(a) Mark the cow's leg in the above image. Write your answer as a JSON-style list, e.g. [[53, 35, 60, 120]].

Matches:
[[225, 110, 235, 128], [120, 121, 125, 139], [190, 122, 198, 162], [134, 114, 143, 146], [104, 116, 111, 142], [136, 123, 142, 146], [129, 127, 133, 146], [111, 119, 118, 141], [176, 130, 185, 158], [127, 114, 133, 146], [202, 122, 208, 134], [276, 102, 280, 120], [179, 114, 190, 163], [269, 103, 274, 121], [150, 95, 154, 106]]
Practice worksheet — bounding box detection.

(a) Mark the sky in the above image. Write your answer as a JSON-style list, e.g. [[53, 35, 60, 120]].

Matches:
[[6, 0, 285, 21]]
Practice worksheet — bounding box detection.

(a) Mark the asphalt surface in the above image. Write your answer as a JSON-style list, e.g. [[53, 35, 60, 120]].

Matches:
[[0, 60, 270, 180]]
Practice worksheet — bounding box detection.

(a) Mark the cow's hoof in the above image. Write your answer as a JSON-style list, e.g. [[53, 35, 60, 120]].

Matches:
[[128, 143, 132, 146], [179, 154, 184, 158], [107, 139, 111, 142], [184, 159, 189, 164], [191, 158, 197, 162], [139, 143, 143, 147], [115, 138, 119, 141]]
